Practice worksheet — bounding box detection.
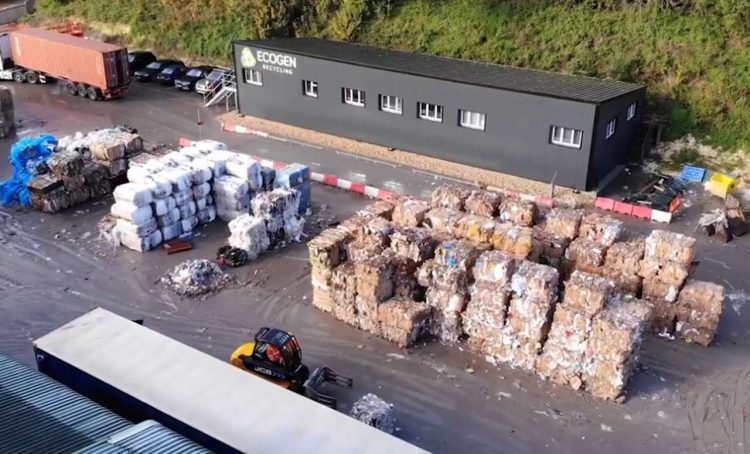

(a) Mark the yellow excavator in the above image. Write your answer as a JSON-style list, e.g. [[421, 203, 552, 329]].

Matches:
[[230, 327, 353, 409]]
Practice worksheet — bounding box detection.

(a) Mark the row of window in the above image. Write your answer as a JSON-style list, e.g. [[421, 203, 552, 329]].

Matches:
[[243, 68, 637, 148]]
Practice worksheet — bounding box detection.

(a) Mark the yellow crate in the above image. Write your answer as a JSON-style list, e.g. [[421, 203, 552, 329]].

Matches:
[[707, 173, 738, 199]]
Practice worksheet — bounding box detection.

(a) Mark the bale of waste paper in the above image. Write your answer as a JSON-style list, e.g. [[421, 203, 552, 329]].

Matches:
[[542, 208, 583, 240], [331, 262, 359, 327], [453, 214, 496, 244], [423, 207, 463, 234], [391, 197, 430, 227], [674, 280, 724, 346], [378, 297, 433, 348], [464, 190, 502, 217], [644, 230, 696, 266], [430, 184, 471, 211], [357, 200, 395, 220], [349, 394, 397, 435], [578, 213, 623, 247], [564, 238, 607, 276], [389, 227, 437, 264], [498, 199, 536, 227]]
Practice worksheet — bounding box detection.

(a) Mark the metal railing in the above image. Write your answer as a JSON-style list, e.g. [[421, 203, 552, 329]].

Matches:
[[203, 70, 237, 110]]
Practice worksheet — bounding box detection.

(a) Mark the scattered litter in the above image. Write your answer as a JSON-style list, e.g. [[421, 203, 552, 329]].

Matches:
[[600, 424, 613, 432], [216, 246, 249, 268], [349, 393, 396, 435], [465, 368, 475, 374], [385, 353, 405, 360], [727, 291, 750, 315], [162, 259, 232, 297], [496, 391, 512, 400]]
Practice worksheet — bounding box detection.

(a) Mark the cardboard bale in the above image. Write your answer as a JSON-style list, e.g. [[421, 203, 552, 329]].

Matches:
[[650, 298, 678, 335], [31, 187, 70, 213], [426, 287, 468, 313], [336, 215, 369, 240], [498, 199, 536, 227], [642, 278, 680, 303], [472, 250, 515, 286], [346, 236, 386, 263], [638, 259, 689, 286], [388, 253, 423, 301], [602, 268, 643, 295], [430, 308, 464, 343], [454, 214, 496, 244], [68, 186, 93, 206], [434, 240, 482, 273], [389, 227, 437, 264], [532, 228, 570, 270], [423, 208, 463, 234], [584, 358, 636, 401], [564, 238, 607, 275], [464, 190, 502, 217], [563, 271, 615, 317], [312, 286, 335, 313], [578, 213, 623, 247], [355, 295, 382, 335], [378, 297, 433, 348], [355, 255, 394, 303], [27, 174, 63, 195], [332, 262, 358, 304], [588, 296, 652, 364], [430, 184, 471, 211], [505, 295, 556, 342], [536, 344, 586, 389], [676, 280, 725, 318], [510, 260, 559, 302], [491, 223, 535, 259], [644, 230, 696, 266], [61, 174, 86, 192], [311, 264, 334, 290], [81, 161, 111, 196], [604, 238, 645, 275], [47, 150, 83, 177], [464, 284, 509, 342], [494, 335, 540, 371], [546, 304, 594, 348], [357, 200, 395, 220], [362, 216, 394, 246], [308, 228, 349, 268], [543, 208, 583, 240], [90, 141, 125, 161], [392, 197, 430, 227], [675, 280, 725, 346], [95, 158, 127, 177]]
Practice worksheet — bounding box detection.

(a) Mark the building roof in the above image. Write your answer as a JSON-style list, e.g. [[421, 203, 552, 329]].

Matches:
[[34, 308, 428, 454], [237, 38, 643, 104], [74, 421, 210, 454], [0, 354, 132, 454]]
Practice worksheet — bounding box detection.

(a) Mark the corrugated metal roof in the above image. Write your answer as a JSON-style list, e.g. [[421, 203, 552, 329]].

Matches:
[[0, 354, 132, 454], [74, 421, 211, 453], [236, 38, 643, 104]]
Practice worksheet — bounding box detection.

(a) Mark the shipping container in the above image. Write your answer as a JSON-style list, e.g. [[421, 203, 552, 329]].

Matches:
[[4, 28, 129, 100], [34, 308, 427, 454]]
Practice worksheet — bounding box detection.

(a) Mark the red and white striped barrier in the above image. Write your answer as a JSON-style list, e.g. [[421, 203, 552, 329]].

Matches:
[[594, 196, 673, 223]]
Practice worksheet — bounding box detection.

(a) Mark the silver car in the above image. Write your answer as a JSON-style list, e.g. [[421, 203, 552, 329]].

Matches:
[[195, 68, 230, 95]]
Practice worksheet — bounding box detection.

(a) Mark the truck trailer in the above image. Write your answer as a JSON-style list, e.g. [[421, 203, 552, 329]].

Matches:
[[33, 308, 427, 454], [0, 28, 129, 100]]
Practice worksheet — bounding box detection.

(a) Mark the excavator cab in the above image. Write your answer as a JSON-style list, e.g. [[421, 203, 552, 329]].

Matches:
[[230, 327, 353, 409]]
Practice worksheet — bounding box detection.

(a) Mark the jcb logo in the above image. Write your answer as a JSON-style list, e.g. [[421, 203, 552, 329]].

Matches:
[[254, 365, 283, 379]]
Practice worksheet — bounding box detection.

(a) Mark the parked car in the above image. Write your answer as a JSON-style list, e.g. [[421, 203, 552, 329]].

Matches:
[[195, 68, 230, 95], [155, 64, 188, 86], [133, 59, 183, 82], [174, 66, 214, 91], [127, 51, 156, 75]]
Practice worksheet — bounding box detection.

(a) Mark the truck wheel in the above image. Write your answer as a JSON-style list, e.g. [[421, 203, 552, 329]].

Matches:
[[25, 71, 39, 84], [86, 87, 100, 100], [77, 84, 88, 97], [66, 82, 78, 96], [12, 72, 24, 83]]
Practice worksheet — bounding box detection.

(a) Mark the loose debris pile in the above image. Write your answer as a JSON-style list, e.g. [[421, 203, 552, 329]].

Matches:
[[309, 184, 726, 402], [109, 139, 309, 254], [162, 259, 232, 297], [349, 393, 396, 435]]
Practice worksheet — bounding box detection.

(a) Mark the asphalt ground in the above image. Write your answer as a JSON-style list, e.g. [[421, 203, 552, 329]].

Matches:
[[1, 80, 749, 453]]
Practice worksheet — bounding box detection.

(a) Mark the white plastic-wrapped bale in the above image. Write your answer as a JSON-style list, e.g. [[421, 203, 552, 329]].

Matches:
[[226, 155, 263, 191], [157, 208, 181, 228], [113, 182, 153, 207], [349, 394, 397, 435], [177, 200, 197, 220], [162, 167, 194, 193], [228, 214, 270, 260], [111, 202, 153, 226], [119, 229, 163, 253], [151, 196, 177, 216], [115, 217, 158, 238], [161, 222, 183, 241], [197, 206, 217, 224]]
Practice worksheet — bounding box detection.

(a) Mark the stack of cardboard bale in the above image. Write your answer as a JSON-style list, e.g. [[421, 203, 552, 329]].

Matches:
[[29, 150, 83, 213], [583, 295, 652, 400], [565, 214, 623, 277], [419, 240, 483, 342], [498, 199, 536, 227], [673, 280, 725, 346], [276, 163, 311, 215], [491, 222, 535, 260], [464, 189, 502, 217], [309, 228, 350, 314], [495, 260, 559, 370], [537, 271, 615, 389], [639, 230, 695, 334], [391, 196, 431, 227], [601, 238, 645, 295], [464, 250, 515, 353]]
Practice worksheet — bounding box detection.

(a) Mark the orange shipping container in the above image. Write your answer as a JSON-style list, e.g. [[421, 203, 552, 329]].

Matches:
[[10, 28, 129, 96]]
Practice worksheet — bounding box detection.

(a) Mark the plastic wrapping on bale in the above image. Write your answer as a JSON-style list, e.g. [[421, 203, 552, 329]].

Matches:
[[454, 214, 496, 244], [604, 238, 645, 275], [228, 214, 270, 261], [260, 166, 276, 191], [197, 206, 217, 224], [111, 202, 153, 225], [378, 297, 433, 348], [563, 271, 615, 317], [391, 197, 430, 227], [142, 174, 173, 199], [472, 250, 515, 286], [349, 394, 397, 435], [423, 208, 463, 234], [465, 190, 502, 217], [511, 261, 559, 302], [119, 229, 162, 252], [151, 196, 177, 216], [491, 223, 535, 259], [308, 228, 349, 269], [116, 217, 158, 238], [0, 134, 57, 207], [564, 238, 607, 275], [434, 240, 482, 272], [498, 199, 537, 227], [357, 200, 395, 220], [543, 208, 583, 239], [226, 156, 262, 191], [177, 200, 197, 220], [389, 227, 437, 264], [161, 222, 183, 241], [644, 230, 696, 266], [181, 215, 199, 233], [157, 208, 181, 228], [113, 182, 153, 207], [578, 213, 623, 247], [214, 175, 249, 199], [430, 184, 471, 211], [674, 280, 724, 346]]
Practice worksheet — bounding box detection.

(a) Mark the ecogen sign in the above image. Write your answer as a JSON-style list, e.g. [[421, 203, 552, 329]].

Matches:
[[241, 47, 297, 75]]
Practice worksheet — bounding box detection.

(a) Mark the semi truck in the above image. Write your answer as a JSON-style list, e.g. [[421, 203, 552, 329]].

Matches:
[[0, 28, 130, 100], [33, 308, 427, 454]]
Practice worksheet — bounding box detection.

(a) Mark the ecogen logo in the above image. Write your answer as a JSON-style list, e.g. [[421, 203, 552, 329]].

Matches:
[[241, 47, 257, 68], [257, 50, 297, 68]]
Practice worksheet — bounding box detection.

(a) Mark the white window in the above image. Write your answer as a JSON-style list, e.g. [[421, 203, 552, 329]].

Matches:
[[418, 102, 443, 122], [243, 69, 262, 86], [627, 102, 636, 121], [605, 118, 617, 139], [459, 109, 486, 131], [550, 125, 583, 149], [343, 87, 365, 107], [303, 80, 318, 98], [379, 94, 402, 114]]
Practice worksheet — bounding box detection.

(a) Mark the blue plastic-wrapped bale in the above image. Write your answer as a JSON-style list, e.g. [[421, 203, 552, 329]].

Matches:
[[261, 166, 276, 191], [275, 163, 310, 189], [295, 181, 311, 215], [0, 134, 57, 206]]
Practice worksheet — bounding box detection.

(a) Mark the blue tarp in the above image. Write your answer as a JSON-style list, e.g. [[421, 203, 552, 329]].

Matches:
[[0, 134, 58, 207]]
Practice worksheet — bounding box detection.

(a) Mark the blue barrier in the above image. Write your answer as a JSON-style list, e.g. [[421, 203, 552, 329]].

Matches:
[[680, 165, 707, 183]]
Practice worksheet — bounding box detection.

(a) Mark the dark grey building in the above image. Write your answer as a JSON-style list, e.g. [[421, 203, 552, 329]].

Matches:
[[232, 38, 645, 190]]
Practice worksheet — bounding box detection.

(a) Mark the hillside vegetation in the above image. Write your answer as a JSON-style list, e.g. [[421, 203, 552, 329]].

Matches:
[[36, 0, 750, 157]]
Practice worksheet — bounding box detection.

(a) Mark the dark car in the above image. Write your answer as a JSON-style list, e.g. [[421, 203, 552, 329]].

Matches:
[[155, 64, 188, 86], [195, 68, 230, 95], [174, 66, 214, 91], [133, 59, 183, 83], [127, 51, 156, 75]]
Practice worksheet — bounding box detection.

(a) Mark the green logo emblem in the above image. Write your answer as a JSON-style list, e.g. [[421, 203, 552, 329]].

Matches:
[[241, 48, 256, 68]]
